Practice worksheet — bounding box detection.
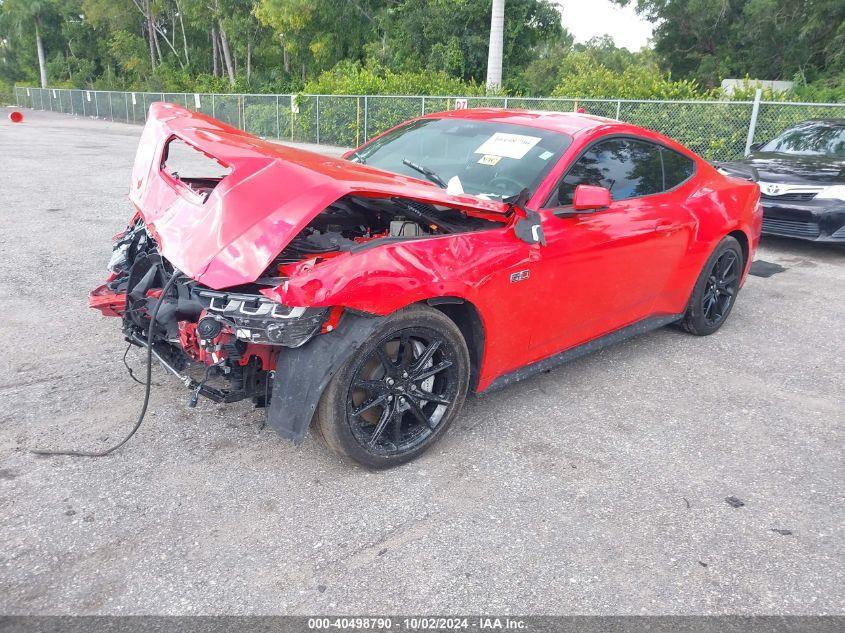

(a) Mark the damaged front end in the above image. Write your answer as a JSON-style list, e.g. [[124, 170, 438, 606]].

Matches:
[[90, 102, 511, 442], [91, 217, 331, 410]]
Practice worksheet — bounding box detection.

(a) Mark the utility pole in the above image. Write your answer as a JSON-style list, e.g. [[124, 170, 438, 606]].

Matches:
[[486, 0, 505, 91]]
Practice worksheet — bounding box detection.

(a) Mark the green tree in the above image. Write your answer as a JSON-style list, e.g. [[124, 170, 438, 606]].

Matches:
[[255, 0, 380, 80], [615, 0, 845, 88], [377, 0, 563, 84], [3, 0, 64, 87]]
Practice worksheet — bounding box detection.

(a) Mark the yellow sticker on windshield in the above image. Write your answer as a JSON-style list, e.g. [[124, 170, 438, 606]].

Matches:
[[477, 154, 502, 166]]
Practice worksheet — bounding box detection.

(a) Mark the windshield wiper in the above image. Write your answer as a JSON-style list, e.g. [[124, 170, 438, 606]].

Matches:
[[348, 150, 367, 164], [402, 158, 447, 188]]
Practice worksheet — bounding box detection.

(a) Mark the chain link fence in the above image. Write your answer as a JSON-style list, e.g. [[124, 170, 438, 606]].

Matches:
[[13, 86, 845, 162]]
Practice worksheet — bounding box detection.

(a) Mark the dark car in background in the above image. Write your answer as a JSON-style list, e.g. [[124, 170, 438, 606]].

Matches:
[[721, 119, 845, 242]]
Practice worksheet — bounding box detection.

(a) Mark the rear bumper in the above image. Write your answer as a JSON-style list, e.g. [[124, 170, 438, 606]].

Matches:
[[761, 198, 845, 242]]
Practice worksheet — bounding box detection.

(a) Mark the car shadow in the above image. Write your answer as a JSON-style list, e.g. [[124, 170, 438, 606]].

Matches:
[[760, 235, 845, 260]]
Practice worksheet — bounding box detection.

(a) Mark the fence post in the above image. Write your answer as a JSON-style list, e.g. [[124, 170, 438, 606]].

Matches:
[[356, 97, 361, 146], [616, 100, 622, 120], [94, 92, 99, 118], [316, 95, 320, 144], [364, 95, 369, 141], [421, 96, 426, 116], [276, 95, 280, 139], [744, 88, 763, 157], [212, 93, 216, 119]]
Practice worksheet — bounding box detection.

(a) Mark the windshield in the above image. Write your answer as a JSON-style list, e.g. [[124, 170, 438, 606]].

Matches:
[[761, 121, 845, 156], [349, 118, 572, 199]]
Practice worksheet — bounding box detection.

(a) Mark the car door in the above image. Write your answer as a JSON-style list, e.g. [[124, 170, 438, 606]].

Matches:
[[528, 137, 692, 358]]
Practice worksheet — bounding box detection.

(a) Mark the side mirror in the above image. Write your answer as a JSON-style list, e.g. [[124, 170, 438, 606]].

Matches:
[[749, 142, 762, 153], [572, 185, 611, 212]]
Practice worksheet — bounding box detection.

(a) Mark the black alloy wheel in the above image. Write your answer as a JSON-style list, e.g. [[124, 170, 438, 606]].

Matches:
[[701, 249, 740, 326], [681, 235, 744, 336], [315, 305, 470, 468], [346, 328, 459, 455]]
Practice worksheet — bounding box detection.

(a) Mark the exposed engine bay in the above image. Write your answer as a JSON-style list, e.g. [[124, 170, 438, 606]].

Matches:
[[91, 194, 503, 410], [265, 194, 501, 273]]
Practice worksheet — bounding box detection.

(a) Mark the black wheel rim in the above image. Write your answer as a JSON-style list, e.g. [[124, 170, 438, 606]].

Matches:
[[346, 327, 459, 457], [702, 250, 740, 326]]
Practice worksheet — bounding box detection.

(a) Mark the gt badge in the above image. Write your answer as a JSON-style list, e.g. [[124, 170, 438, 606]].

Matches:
[[510, 270, 530, 283]]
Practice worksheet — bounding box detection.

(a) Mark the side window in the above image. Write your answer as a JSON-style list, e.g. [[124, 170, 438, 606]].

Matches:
[[661, 147, 695, 189], [552, 138, 665, 206]]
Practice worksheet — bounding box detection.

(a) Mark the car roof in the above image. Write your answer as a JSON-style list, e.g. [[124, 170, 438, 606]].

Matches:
[[424, 108, 624, 137]]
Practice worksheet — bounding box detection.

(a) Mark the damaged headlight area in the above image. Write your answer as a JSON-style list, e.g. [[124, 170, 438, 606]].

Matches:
[[104, 219, 327, 352], [194, 290, 327, 348], [95, 218, 335, 409]]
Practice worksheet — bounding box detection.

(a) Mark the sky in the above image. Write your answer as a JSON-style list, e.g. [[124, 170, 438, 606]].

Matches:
[[554, 0, 655, 51]]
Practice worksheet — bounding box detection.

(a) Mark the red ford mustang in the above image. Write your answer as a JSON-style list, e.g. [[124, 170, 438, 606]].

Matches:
[[90, 103, 762, 468]]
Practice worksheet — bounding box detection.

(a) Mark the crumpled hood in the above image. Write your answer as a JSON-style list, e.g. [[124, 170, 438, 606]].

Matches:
[[130, 102, 509, 290]]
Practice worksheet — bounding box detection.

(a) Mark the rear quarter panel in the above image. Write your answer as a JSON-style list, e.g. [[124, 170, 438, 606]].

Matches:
[[651, 163, 761, 315]]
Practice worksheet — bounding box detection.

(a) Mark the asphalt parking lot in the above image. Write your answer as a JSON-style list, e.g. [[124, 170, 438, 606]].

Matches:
[[1, 109, 843, 615]]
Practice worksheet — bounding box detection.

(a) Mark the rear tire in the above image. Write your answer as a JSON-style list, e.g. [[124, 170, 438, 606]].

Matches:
[[314, 305, 470, 469], [681, 236, 744, 336]]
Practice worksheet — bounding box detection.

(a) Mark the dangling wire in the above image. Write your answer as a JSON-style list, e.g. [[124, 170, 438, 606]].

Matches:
[[32, 271, 182, 458], [122, 342, 145, 385]]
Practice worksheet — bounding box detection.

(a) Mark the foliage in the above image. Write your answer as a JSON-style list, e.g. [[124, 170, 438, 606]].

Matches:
[[372, 0, 564, 84], [614, 0, 845, 93], [0, 0, 842, 103], [254, 0, 377, 77], [550, 51, 707, 100], [303, 61, 489, 97]]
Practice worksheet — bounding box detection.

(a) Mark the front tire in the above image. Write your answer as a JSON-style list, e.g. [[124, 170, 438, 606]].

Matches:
[[314, 305, 470, 469], [681, 235, 744, 336]]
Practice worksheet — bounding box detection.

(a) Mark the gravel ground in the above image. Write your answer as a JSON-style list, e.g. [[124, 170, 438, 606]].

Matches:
[[0, 109, 843, 615]]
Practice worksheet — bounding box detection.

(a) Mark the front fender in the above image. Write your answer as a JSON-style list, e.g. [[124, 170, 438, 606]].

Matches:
[[265, 231, 525, 315], [266, 311, 384, 443]]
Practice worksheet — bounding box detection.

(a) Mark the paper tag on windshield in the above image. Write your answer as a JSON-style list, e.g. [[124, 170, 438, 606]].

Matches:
[[477, 154, 502, 166], [475, 132, 541, 160], [446, 175, 465, 195]]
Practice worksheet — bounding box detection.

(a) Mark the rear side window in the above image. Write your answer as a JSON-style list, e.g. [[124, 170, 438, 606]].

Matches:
[[552, 138, 664, 206], [661, 147, 695, 189], [548, 138, 695, 207]]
